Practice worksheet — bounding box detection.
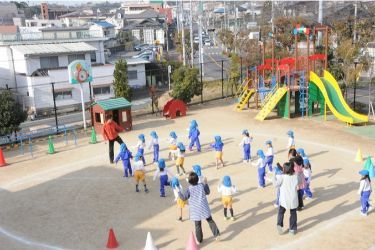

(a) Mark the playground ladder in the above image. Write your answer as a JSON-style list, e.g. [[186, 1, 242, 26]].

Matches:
[[235, 87, 256, 111], [255, 86, 288, 121], [236, 78, 251, 98]]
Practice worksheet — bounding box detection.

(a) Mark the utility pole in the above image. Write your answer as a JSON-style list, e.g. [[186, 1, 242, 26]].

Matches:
[[198, 15, 204, 76], [190, 0, 194, 67], [176, 0, 180, 34], [181, 0, 186, 66], [318, 0, 323, 44], [353, 2, 357, 44], [271, 1, 274, 33]]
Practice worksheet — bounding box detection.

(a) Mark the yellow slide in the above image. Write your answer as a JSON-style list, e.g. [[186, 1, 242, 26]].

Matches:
[[255, 86, 288, 121], [309, 71, 368, 125]]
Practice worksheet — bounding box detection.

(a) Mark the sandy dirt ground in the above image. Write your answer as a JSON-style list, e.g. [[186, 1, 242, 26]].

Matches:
[[0, 99, 375, 250]]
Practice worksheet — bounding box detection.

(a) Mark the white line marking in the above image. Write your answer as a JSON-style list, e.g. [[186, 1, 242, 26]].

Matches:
[[0, 227, 64, 250]]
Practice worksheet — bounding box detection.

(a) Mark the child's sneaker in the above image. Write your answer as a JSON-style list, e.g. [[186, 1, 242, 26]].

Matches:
[[277, 225, 283, 235], [289, 230, 296, 235], [136, 186, 140, 192], [144, 188, 149, 193], [176, 217, 182, 222], [230, 216, 235, 221], [224, 216, 230, 221], [368, 206, 373, 212], [215, 236, 220, 241], [360, 212, 367, 216]]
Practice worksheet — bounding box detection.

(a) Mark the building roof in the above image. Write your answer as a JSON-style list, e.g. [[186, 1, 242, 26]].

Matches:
[[0, 25, 18, 34], [10, 42, 97, 56], [40, 26, 89, 32], [95, 97, 132, 111], [123, 18, 162, 30], [124, 9, 165, 20], [59, 9, 96, 18], [93, 21, 115, 28]]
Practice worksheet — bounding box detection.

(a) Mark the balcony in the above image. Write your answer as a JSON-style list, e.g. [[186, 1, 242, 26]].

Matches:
[[0, 30, 107, 45]]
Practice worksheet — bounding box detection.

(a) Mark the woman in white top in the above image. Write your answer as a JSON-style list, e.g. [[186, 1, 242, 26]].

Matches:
[[358, 169, 372, 216], [273, 162, 299, 235]]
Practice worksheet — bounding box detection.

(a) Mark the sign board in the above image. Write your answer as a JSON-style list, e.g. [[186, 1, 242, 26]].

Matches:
[[68, 60, 93, 84], [168, 65, 172, 73]]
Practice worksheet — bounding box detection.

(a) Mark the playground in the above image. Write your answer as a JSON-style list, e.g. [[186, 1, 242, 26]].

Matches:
[[235, 24, 371, 126], [0, 98, 374, 249]]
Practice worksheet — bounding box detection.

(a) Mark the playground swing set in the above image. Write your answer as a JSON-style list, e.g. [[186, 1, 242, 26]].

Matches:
[[234, 24, 369, 126]]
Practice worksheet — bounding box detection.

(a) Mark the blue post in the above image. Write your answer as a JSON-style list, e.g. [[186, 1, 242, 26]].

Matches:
[[29, 137, 33, 157], [63, 125, 67, 146], [19, 133, 24, 155], [73, 129, 77, 146]]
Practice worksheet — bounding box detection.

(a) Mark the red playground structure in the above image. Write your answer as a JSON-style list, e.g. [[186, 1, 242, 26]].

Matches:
[[163, 99, 187, 119]]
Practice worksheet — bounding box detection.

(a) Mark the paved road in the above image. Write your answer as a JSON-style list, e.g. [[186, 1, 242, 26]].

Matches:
[[193, 45, 231, 81]]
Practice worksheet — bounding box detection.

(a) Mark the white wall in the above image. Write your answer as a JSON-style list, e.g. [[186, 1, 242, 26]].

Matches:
[[0, 47, 16, 89], [86, 41, 105, 64], [127, 63, 146, 87]]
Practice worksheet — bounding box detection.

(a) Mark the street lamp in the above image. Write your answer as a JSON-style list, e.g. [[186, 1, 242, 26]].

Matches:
[[353, 58, 359, 111]]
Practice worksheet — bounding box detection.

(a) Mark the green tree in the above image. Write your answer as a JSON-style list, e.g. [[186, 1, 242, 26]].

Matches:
[[229, 53, 241, 87], [217, 29, 235, 52], [0, 90, 27, 136], [171, 66, 200, 103], [113, 59, 132, 100]]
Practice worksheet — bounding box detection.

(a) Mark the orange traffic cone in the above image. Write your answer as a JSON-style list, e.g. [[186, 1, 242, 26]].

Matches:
[[106, 228, 119, 249], [186, 231, 199, 250], [0, 148, 7, 167]]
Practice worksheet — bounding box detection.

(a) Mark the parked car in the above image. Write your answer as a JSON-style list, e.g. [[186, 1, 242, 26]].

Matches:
[[204, 39, 212, 46], [133, 43, 149, 51]]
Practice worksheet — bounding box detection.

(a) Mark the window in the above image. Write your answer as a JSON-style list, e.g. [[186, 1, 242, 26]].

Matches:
[[128, 70, 137, 80], [93, 86, 110, 95], [68, 54, 85, 64], [104, 30, 110, 36], [40, 56, 59, 69], [90, 51, 97, 63], [54, 90, 72, 100]]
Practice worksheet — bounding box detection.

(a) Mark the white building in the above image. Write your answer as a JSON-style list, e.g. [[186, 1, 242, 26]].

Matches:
[[89, 21, 117, 49], [0, 28, 149, 116], [25, 19, 63, 28]]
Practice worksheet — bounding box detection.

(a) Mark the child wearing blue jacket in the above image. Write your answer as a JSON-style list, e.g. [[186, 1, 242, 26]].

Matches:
[[114, 143, 133, 177], [188, 120, 201, 152], [211, 135, 224, 169]]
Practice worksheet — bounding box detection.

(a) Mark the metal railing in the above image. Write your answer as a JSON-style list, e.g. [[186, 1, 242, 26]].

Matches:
[[0, 30, 104, 43]]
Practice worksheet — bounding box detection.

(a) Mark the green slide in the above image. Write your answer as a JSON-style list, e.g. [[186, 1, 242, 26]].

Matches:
[[309, 71, 368, 125]]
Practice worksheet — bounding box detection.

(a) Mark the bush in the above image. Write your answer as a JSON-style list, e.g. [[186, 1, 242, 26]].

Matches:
[[171, 66, 201, 103]]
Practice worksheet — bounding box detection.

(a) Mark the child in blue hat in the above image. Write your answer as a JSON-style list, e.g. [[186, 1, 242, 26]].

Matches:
[[114, 143, 133, 178], [168, 131, 178, 160], [358, 169, 372, 216], [297, 148, 311, 170], [239, 129, 252, 163], [217, 176, 237, 221], [132, 152, 149, 193], [287, 130, 295, 150], [134, 134, 146, 165], [188, 120, 201, 152], [211, 135, 224, 169], [273, 163, 283, 207], [171, 142, 187, 176], [193, 165, 205, 183], [265, 140, 274, 173], [252, 149, 266, 188], [171, 177, 187, 221], [153, 158, 173, 197], [303, 158, 313, 199], [148, 131, 159, 164]]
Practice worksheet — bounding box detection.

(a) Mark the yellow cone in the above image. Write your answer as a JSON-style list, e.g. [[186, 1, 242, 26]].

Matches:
[[355, 148, 363, 162]]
